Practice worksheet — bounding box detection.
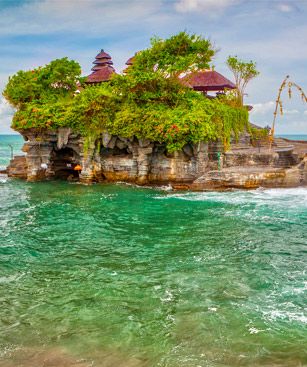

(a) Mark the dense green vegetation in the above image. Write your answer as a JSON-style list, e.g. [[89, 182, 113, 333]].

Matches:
[[3, 32, 250, 152], [3, 57, 82, 107]]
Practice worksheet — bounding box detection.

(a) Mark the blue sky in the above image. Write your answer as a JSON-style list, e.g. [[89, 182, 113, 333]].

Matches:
[[0, 0, 307, 134]]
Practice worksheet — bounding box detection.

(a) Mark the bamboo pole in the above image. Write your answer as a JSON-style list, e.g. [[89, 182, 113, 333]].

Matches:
[[270, 76, 306, 151], [270, 75, 289, 150]]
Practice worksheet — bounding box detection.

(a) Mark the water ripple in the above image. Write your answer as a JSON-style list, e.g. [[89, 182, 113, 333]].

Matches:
[[0, 181, 306, 366]]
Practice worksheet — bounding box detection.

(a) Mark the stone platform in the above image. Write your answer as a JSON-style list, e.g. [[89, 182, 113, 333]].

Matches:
[[190, 161, 307, 190]]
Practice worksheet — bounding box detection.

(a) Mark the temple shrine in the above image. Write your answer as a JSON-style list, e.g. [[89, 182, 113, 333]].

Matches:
[[87, 49, 236, 97], [86, 49, 116, 83], [180, 70, 236, 95]]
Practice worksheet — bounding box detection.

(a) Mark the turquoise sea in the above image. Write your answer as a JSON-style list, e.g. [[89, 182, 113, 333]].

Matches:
[[0, 135, 306, 366], [277, 134, 307, 141], [0, 135, 24, 171]]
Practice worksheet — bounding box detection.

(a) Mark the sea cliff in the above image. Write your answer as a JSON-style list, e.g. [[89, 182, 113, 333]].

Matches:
[[6, 128, 307, 190]]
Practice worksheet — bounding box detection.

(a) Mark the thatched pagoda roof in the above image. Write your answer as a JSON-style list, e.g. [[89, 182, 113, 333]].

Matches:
[[91, 65, 112, 71], [126, 56, 135, 66], [181, 70, 236, 92], [95, 49, 111, 59], [123, 52, 141, 73], [86, 49, 116, 83], [86, 66, 115, 83], [91, 59, 113, 71], [93, 59, 113, 65]]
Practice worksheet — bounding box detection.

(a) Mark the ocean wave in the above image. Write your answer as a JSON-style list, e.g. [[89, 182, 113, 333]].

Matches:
[[0, 174, 8, 183], [154, 187, 307, 208], [116, 181, 173, 191], [263, 309, 307, 324], [0, 273, 25, 284]]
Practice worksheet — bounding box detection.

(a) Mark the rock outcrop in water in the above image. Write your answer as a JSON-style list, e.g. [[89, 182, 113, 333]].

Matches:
[[6, 128, 307, 189]]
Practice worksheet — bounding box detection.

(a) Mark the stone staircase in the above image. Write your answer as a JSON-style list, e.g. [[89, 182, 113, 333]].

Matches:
[[273, 138, 294, 151], [229, 143, 251, 151], [230, 137, 294, 152], [272, 138, 298, 168], [229, 137, 295, 152], [275, 149, 298, 168]]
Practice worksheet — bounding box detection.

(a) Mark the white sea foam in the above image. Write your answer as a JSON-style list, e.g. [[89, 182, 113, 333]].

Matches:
[[281, 281, 307, 296], [248, 327, 265, 334], [116, 182, 173, 191], [264, 309, 307, 324], [160, 289, 174, 303], [154, 187, 307, 208], [0, 174, 8, 183], [208, 307, 217, 312], [0, 273, 25, 284], [100, 193, 117, 200]]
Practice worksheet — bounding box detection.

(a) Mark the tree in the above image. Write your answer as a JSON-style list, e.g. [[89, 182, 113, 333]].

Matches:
[[129, 31, 215, 78], [3, 57, 81, 108], [4, 32, 249, 152], [111, 31, 216, 105], [226, 56, 259, 105], [3, 69, 42, 108], [38, 57, 81, 92]]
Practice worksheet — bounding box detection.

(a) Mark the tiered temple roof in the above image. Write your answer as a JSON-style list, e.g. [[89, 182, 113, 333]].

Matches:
[[125, 55, 135, 66], [86, 49, 116, 83], [180, 70, 236, 92], [123, 52, 139, 73], [86, 49, 235, 92]]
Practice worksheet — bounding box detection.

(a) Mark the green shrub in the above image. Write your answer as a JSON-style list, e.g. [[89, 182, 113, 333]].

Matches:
[[4, 32, 249, 152]]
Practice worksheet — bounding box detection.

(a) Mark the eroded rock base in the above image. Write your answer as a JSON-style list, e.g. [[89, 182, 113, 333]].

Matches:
[[191, 160, 307, 190], [6, 128, 307, 190]]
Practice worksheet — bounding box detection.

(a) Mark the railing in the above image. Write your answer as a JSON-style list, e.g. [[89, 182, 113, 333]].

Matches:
[[8, 144, 14, 159]]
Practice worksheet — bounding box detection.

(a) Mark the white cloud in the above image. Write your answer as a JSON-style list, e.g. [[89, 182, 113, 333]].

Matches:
[[283, 109, 299, 115], [0, 97, 15, 134], [304, 110, 307, 116], [277, 3, 294, 13], [0, 97, 14, 119], [228, 23, 307, 61], [251, 102, 303, 120], [175, 0, 240, 13], [0, 0, 164, 36], [250, 101, 275, 115]]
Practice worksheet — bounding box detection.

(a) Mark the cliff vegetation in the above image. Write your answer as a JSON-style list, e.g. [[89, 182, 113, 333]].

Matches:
[[3, 32, 249, 152]]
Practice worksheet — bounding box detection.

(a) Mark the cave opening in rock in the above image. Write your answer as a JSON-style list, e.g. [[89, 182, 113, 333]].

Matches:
[[50, 147, 80, 181]]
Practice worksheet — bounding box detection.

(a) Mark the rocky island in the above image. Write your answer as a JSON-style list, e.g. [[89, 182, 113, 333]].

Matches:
[[7, 127, 307, 189], [4, 32, 307, 190]]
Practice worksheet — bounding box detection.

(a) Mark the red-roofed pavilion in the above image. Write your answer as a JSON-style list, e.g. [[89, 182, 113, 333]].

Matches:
[[181, 70, 236, 93], [86, 49, 116, 83]]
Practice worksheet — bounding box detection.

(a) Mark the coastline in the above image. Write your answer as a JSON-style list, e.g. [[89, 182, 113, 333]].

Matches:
[[3, 131, 307, 190]]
